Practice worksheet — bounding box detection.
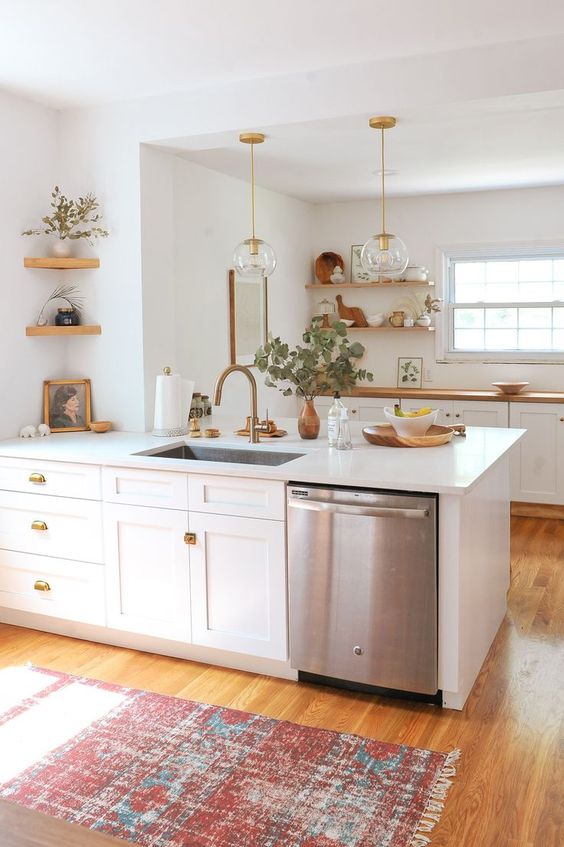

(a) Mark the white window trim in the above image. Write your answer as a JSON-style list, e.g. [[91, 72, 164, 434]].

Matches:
[[434, 240, 564, 364]]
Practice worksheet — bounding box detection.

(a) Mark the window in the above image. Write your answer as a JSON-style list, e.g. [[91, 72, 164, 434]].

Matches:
[[441, 245, 564, 361]]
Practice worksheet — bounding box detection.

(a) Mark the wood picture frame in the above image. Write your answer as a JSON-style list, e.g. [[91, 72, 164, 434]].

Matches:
[[397, 357, 423, 389], [44, 378, 92, 432], [228, 269, 268, 366]]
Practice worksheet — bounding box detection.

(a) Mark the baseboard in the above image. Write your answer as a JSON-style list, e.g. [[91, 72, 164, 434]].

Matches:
[[511, 501, 564, 519]]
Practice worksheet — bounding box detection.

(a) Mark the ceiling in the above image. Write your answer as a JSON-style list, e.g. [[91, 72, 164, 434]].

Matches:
[[2, 1, 564, 201]]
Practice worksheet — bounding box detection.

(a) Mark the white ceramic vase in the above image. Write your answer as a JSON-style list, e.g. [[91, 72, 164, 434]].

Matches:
[[416, 314, 432, 327], [51, 239, 72, 258]]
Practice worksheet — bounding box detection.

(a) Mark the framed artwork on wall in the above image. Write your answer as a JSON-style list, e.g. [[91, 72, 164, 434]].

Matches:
[[228, 269, 268, 366], [44, 379, 92, 432], [397, 358, 422, 388], [350, 244, 379, 283]]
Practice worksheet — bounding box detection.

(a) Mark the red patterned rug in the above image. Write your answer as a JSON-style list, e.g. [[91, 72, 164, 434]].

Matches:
[[0, 666, 459, 847]]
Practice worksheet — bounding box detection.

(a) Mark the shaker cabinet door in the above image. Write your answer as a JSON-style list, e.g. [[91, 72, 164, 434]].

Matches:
[[509, 402, 564, 505], [189, 512, 287, 660]]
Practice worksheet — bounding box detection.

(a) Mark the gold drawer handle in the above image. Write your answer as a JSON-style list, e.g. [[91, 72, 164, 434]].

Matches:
[[184, 532, 197, 545], [31, 520, 48, 531], [34, 580, 51, 592], [29, 473, 46, 484]]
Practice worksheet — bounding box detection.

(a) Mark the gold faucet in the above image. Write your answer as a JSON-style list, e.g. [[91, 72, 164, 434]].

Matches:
[[213, 364, 267, 444]]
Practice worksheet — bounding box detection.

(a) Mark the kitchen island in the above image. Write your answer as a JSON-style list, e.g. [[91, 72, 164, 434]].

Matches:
[[0, 418, 523, 710]]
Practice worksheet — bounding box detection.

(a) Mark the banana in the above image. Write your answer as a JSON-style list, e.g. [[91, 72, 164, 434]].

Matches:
[[394, 404, 406, 417], [404, 407, 433, 418]]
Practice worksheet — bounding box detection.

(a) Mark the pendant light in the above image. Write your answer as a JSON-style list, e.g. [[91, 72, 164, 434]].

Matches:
[[233, 132, 277, 277], [361, 116, 408, 278]]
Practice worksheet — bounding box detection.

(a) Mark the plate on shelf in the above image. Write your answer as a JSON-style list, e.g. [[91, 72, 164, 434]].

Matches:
[[491, 382, 529, 395]]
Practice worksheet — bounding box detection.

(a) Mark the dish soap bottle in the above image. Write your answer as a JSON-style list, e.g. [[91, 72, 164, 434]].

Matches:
[[327, 392, 345, 447], [336, 407, 353, 450]]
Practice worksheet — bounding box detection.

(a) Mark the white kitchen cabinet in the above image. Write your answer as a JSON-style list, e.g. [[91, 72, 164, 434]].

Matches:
[[400, 398, 508, 427], [104, 502, 191, 641], [0, 458, 101, 500], [188, 474, 285, 520], [509, 402, 564, 504], [189, 511, 287, 660]]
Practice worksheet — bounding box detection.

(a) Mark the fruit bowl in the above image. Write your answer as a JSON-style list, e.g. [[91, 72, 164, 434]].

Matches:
[[90, 420, 112, 434], [491, 382, 529, 395], [383, 406, 439, 437]]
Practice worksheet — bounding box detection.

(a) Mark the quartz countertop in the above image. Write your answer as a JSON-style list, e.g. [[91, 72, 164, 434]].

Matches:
[[0, 416, 524, 496]]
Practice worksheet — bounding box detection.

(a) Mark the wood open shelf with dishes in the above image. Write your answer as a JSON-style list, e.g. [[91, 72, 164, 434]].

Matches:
[[305, 281, 435, 289], [26, 325, 102, 336], [348, 325, 435, 332], [24, 257, 100, 269]]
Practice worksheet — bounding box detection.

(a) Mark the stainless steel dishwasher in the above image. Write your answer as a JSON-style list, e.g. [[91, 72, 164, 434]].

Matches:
[[288, 483, 438, 699]]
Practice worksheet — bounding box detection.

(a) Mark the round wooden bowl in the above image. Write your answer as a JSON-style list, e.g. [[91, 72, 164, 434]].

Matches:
[[315, 251, 344, 284], [90, 421, 112, 434], [362, 423, 454, 448]]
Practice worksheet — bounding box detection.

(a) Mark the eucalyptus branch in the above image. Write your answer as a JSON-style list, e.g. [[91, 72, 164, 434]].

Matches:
[[22, 186, 109, 246], [36, 284, 85, 327]]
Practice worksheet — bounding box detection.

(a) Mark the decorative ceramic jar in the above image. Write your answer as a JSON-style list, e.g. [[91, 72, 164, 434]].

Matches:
[[389, 310, 405, 328], [51, 239, 72, 258], [416, 314, 432, 327], [55, 307, 80, 326], [297, 399, 320, 439]]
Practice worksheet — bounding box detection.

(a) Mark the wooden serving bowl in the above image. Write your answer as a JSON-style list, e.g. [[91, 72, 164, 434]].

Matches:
[[90, 421, 112, 434], [362, 423, 454, 448], [491, 382, 529, 395]]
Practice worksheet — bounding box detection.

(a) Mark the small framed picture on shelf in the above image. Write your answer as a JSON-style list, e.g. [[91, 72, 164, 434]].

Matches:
[[44, 378, 92, 432], [350, 245, 379, 283], [397, 357, 423, 389]]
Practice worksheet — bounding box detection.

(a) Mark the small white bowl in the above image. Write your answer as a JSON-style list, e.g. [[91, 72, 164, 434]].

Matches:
[[383, 406, 439, 437], [366, 313, 385, 327], [334, 318, 355, 327]]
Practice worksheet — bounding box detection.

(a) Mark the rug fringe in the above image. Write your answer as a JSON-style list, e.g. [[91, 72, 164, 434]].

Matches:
[[410, 748, 461, 847]]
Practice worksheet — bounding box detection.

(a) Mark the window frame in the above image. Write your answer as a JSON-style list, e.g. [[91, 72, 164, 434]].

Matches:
[[436, 241, 564, 363]]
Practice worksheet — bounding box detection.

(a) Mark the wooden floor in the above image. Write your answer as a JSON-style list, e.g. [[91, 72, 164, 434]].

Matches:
[[0, 515, 562, 847]]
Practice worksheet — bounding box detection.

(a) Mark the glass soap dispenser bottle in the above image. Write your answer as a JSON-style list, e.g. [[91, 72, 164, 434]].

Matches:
[[336, 407, 353, 450], [327, 392, 345, 447]]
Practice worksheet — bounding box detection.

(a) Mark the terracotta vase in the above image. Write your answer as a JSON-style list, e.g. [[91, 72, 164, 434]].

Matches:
[[298, 399, 320, 440]]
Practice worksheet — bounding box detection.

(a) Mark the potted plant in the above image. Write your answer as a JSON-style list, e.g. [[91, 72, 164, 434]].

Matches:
[[22, 186, 109, 258], [254, 318, 374, 439]]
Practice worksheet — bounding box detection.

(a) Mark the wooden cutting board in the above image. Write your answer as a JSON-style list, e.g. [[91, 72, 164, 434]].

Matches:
[[335, 295, 368, 327], [362, 423, 454, 447]]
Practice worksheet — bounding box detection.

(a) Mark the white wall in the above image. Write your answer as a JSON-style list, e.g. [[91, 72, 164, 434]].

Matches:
[[139, 150, 312, 426], [0, 91, 62, 439], [313, 186, 564, 390]]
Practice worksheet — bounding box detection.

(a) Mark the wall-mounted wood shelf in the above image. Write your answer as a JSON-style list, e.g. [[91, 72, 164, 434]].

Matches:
[[305, 281, 434, 289], [26, 325, 102, 336], [24, 257, 100, 270], [348, 325, 435, 332]]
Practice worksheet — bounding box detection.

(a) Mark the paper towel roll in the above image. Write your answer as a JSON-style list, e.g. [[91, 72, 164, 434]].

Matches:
[[153, 370, 188, 436]]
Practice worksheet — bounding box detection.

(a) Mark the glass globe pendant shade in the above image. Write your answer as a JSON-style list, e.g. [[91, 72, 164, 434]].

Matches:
[[233, 237, 277, 277], [361, 232, 409, 278]]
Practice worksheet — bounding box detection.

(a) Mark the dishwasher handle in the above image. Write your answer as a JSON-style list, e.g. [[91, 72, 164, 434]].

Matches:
[[288, 499, 430, 519]]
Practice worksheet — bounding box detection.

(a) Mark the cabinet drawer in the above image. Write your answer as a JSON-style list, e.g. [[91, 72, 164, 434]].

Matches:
[[0, 550, 105, 625], [188, 475, 285, 520], [0, 458, 101, 500], [0, 492, 103, 563], [102, 466, 188, 509]]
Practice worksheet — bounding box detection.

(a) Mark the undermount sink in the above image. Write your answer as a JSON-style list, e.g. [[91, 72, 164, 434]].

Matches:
[[137, 444, 304, 466]]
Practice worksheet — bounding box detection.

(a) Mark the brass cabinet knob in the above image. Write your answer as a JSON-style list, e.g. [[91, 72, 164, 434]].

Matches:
[[29, 472, 46, 484], [184, 532, 197, 545], [31, 520, 48, 531], [34, 580, 51, 592], [445, 412, 451, 418], [560, 417, 564, 422]]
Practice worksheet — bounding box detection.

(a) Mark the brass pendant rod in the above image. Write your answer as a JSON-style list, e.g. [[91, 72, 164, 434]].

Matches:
[[380, 126, 386, 235], [250, 141, 256, 240]]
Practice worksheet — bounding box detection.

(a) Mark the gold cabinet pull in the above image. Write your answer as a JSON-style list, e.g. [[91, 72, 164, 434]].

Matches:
[[184, 532, 197, 545], [34, 580, 51, 592], [31, 520, 48, 531], [29, 473, 46, 484]]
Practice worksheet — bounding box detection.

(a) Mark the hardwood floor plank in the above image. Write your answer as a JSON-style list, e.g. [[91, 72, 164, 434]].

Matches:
[[0, 515, 562, 846]]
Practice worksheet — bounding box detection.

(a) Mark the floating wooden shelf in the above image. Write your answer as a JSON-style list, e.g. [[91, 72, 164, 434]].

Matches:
[[348, 325, 435, 332], [305, 281, 434, 289], [26, 325, 102, 336], [24, 257, 100, 270]]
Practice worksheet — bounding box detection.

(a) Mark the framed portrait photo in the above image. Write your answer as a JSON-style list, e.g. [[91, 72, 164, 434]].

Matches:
[[397, 358, 423, 389], [44, 379, 92, 432]]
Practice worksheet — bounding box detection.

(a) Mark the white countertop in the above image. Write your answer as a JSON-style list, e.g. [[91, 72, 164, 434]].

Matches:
[[0, 416, 524, 496]]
